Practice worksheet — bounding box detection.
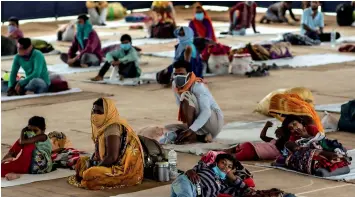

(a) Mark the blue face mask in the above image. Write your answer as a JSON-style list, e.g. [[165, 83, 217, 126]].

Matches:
[[195, 13, 204, 21], [120, 43, 131, 51], [212, 166, 226, 180], [8, 25, 16, 33]]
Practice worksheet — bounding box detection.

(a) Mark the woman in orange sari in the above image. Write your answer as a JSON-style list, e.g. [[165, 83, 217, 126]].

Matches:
[[68, 98, 144, 190], [188, 4, 217, 42]]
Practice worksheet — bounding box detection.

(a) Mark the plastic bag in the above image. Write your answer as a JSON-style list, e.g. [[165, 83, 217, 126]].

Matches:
[[321, 111, 339, 132], [229, 54, 253, 75], [208, 54, 230, 75]]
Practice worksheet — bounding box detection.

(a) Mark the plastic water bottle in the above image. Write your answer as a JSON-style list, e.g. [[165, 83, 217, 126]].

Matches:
[[331, 29, 336, 48], [168, 149, 178, 180]]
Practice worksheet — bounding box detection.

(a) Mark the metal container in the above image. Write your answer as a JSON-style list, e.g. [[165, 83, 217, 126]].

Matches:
[[154, 161, 170, 182]]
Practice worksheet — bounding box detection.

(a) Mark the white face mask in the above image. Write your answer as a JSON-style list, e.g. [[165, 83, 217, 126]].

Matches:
[[173, 73, 190, 88]]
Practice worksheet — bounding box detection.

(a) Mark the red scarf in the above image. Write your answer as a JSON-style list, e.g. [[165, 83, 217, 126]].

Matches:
[[191, 8, 217, 42]]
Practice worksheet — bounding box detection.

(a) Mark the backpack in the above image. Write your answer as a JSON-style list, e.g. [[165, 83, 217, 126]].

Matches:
[[338, 100, 355, 133], [156, 66, 173, 85], [336, 3, 354, 26], [151, 22, 176, 39], [31, 39, 55, 53], [138, 135, 166, 180]]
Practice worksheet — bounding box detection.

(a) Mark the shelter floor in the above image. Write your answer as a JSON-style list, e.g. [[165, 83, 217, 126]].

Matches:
[[1, 5, 355, 197]]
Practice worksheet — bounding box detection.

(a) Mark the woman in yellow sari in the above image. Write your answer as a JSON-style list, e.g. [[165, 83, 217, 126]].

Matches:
[[68, 98, 144, 190]]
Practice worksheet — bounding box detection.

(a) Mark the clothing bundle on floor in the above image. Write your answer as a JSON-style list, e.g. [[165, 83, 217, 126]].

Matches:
[[339, 44, 355, 52], [255, 87, 314, 116], [48, 131, 84, 170], [1, 36, 17, 56], [48, 74, 70, 93], [150, 22, 176, 38], [107, 3, 127, 20], [125, 13, 149, 22], [275, 147, 351, 177], [231, 42, 292, 61], [31, 39, 55, 54], [281, 33, 321, 46]]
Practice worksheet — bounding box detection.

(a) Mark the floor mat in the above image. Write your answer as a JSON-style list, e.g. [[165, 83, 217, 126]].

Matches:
[[315, 103, 345, 113], [1, 168, 75, 188], [111, 185, 170, 197], [1, 88, 82, 102], [256, 53, 355, 68], [257, 149, 355, 182], [82, 77, 155, 86], [217, 26, 299, 36], [1, 50, 61, 61], [163, 118, 336, 155], [94, 20, 145, 29], [142, 51, 175, 58], [16, 64, 103, 75], [32, 31, 118, 43], [163, 119, 281, 155], [103, 38, 177, 48]]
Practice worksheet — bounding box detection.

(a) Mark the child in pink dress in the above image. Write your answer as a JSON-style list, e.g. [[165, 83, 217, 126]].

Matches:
[[224, 121, 286, 161]]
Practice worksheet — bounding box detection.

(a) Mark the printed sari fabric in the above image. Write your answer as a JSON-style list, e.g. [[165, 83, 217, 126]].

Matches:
[[68, 98, 144, 190], [269, 93, 324, 132], [24, 131, 53, 174], [286, 148, 316, 174], [286, 148, 350, 174]]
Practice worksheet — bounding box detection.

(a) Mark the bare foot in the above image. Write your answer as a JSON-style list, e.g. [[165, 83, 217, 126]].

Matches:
[[5, 173, 21, 181], [91, 76, 103, 81], [205, 134, 213, 143], [81, 64, 89, 68]]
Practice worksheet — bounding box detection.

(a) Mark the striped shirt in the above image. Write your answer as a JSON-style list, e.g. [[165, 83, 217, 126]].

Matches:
[[192, 161, 250, 197]]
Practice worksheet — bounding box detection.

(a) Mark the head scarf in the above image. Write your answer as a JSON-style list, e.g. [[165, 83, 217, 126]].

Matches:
[[76, 20, 93, 49], [174, 26, 196, 61], [191, 3, 217, 42], [91, 97, 136, 160]]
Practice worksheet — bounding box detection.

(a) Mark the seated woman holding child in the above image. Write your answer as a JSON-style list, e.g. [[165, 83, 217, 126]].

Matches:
[[2, 116, 52, 180], [148, 1, 176, 38], [68, 98, 144, 190]]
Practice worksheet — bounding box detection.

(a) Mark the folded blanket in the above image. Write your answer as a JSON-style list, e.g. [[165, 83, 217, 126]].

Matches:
[[339, 44, 355, 52], [51, 148, 84, 170]]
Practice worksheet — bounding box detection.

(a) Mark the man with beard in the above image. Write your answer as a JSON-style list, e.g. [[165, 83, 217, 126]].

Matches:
[[301, 1, 340, 42]]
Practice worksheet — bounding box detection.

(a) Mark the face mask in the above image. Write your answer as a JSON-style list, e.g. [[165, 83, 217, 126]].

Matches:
[[174, 74, 189, 88], [92, 114, 105, 127], [212, 166, 226, 180], [195, 13, 204, 21], [120, 43, 131, 51], [77, 23, 85, 30], [8, 25, 16, 33]]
